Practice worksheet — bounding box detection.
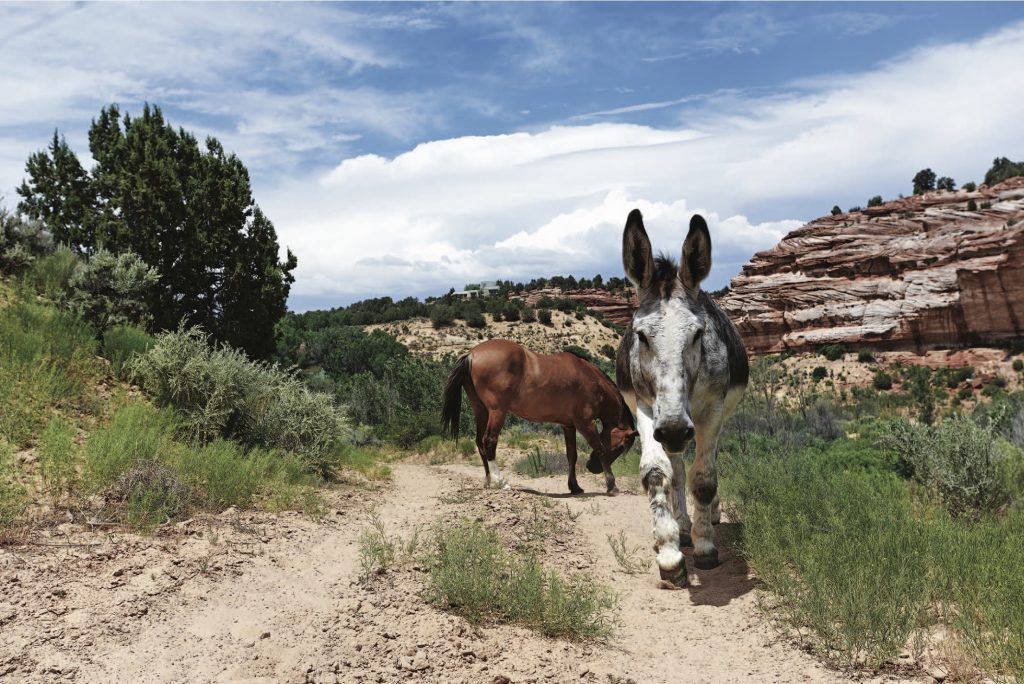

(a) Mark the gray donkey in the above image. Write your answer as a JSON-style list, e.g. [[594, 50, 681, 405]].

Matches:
[[616, 209, 749, 587]]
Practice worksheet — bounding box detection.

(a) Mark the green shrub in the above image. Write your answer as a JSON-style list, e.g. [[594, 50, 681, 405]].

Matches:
[[730, 448, 929, 667], [427, 519, 616, 638], [820, 343, 848, 361], [1015, 360, 1024, 373], [872, 370, 893, 391], [102, 325, 155, 379], [962, 181, 977, 192], [884, 416, 1009, 517], [830, 205, 842, 216], [21, 245, 79, 300], [430, 305, 455, 328], [0, 211, 52, 274], [537, 309, 552, 326], [521, 307, 536, 323], [967, 199, 978, 211], [867, 195, 883, 207], [465, 312, 486, 329], [64, 248, 158, 332], [857, 349, 875, 363], [811, 366, 828, 381], [503, 304, 521, 322], [130, 327, 348, 475]]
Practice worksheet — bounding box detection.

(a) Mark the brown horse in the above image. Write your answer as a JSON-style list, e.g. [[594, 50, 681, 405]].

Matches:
[[441, 339, 638, 494]]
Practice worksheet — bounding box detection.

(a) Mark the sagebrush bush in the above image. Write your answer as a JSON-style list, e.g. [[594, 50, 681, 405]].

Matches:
[[0, 210, 52, 274], [130, 327, 348, 475], [884, 416, 1008, 517], [64, 248, 158, 332]]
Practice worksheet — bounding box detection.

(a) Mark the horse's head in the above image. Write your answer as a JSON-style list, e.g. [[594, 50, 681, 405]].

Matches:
[[621, 209, 712, 455]]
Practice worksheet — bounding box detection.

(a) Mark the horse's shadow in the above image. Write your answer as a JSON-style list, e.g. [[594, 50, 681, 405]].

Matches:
[[684, 522, 757, 607]]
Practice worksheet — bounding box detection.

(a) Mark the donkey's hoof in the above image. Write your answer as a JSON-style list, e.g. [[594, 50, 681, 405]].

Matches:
[[679, 531, 693, 548], [657, 563, 688, 589], [569, 483, 584, 495], [693, 550, 720, 570]]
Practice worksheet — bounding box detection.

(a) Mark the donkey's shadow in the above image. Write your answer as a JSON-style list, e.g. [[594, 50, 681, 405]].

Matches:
[[684, 522, 757, 607]]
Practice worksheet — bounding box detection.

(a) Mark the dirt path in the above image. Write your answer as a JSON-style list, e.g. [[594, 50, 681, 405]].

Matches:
[[1, 462, 920, 683]]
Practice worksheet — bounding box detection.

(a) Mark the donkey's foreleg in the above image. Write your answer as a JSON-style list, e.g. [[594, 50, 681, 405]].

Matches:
[[667, 453, 693, 547], [689, 410, 724, 569], [637, 405, 685, 585]]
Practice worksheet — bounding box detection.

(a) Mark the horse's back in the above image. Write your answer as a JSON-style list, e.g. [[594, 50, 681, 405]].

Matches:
[[466, 339, 529, 403]]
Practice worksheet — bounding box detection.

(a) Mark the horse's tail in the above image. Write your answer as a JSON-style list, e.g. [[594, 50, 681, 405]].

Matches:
[[441, 352, 471, 441]]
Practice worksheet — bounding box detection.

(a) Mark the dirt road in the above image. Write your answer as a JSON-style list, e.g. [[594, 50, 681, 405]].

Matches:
[[1, 462, 917, 683]]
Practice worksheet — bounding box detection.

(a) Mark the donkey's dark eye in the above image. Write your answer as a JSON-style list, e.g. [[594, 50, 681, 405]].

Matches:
[[637, 331, 649, 346], [693, 328, 704, 343]]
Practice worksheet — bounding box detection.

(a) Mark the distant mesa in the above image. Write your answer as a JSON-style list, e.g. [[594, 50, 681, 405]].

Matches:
[[720, 176, 1024, 354]]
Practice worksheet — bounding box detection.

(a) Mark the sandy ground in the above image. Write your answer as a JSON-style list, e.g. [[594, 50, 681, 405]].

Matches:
[[0, 462, 926, 684]]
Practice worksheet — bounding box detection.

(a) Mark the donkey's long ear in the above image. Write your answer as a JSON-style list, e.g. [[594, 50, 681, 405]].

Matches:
[[622, 209, 654, 291], [680, 214, 712, 291]]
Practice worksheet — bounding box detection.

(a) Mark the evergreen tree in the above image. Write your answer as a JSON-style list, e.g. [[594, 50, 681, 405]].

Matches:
[[984, 157, 1024, 186], [936, 176, 956, 191], [16, 104, 296, 359], [912, 168, 937, 195]]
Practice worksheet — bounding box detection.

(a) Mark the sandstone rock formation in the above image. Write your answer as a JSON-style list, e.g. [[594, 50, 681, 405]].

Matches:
[[513, 287, 636, 327], [721, 177, 1024, 354]]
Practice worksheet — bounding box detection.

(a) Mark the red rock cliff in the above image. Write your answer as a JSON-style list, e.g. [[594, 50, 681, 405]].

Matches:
[[721, 177, 1024, 354], [512, 288, 636, 326]]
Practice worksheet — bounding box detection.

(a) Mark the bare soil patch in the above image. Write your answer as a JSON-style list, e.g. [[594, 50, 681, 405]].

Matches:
[[1, 463, 925, 683]]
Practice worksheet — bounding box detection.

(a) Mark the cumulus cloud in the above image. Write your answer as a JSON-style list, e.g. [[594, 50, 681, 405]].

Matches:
[[266, 22, 1024, 308]]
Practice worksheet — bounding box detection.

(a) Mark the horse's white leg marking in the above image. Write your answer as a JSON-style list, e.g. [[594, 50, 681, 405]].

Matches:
[[667, 452, 691, 537], [637, 404, 682, 574], [689, 404, 724, 568], [489, 460, 510, 490]]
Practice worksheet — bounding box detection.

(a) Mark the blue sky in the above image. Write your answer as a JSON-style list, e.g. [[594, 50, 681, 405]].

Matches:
[[2, 2, 1023, 311]]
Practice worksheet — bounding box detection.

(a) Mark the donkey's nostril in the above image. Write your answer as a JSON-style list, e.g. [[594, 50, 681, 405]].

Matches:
[[682, 426, 695, 441], [653, 427, 665, 443]]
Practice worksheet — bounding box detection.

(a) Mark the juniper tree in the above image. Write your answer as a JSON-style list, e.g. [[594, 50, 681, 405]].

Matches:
[[16, 104, 296, 359]]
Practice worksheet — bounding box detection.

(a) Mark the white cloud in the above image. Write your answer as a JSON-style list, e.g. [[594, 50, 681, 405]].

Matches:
[[264, 23, 1024, 306]]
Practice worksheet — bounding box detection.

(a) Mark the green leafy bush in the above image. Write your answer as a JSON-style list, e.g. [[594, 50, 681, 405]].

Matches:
[[21, 245, 79, 300], [872, 371, 893, 391], [0, 210, 52, 274], [857, 349, 875, 363], [537, 308, 552, 326], [64, 248, 158, 332], [1014, 359, 1024, 372], [819, 343, 848, 361], [129, 327, 348, 475], [811, 366, 828, 381], [884, 416, 1008, 517]]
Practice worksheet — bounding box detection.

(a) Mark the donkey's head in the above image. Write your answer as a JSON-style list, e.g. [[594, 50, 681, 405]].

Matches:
[[621, 209, 712, 454]]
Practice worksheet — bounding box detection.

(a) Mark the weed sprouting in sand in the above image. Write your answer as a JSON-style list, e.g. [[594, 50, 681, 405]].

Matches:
[[358, 511, 397, 584], [606, 529, 646, 575]]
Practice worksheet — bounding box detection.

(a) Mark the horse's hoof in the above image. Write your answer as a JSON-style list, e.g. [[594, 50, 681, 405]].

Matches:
[[693, 550, 720, 570], [679, 532, 693, 548], [606, 485, 619, 496], [585, 458, 602, 475], [657, 563, 688, 589], [569, 484, 584, 495]]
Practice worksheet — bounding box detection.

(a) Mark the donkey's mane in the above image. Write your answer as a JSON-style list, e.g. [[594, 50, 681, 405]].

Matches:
[[651, 252, 679, 298], [563, 349, 636, 429]]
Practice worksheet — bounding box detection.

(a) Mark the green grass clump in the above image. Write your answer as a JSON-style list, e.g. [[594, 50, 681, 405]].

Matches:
[[0, 300, 101, 445], [514, 446, 568, 478], [334, 443, 392, 480], [427, 519, 616, 639], [19, 246, 79, 301], [38, 417, 80, 498], [84, 403, 321, 527], [0, 438, 28, 540], [730, 446, 930, 667], [102, 325, 155, 379]]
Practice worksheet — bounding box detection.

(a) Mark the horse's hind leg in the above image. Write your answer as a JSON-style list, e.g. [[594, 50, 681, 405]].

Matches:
[[563, 425, 584, 495], [466, 388, 491, 488], [483, 410, 509, 489]]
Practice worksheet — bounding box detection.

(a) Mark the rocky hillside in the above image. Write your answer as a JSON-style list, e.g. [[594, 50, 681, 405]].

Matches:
[[722, 177, 1024, 354], [511, 288, 635, 326], [366, 309, 622, 359]]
